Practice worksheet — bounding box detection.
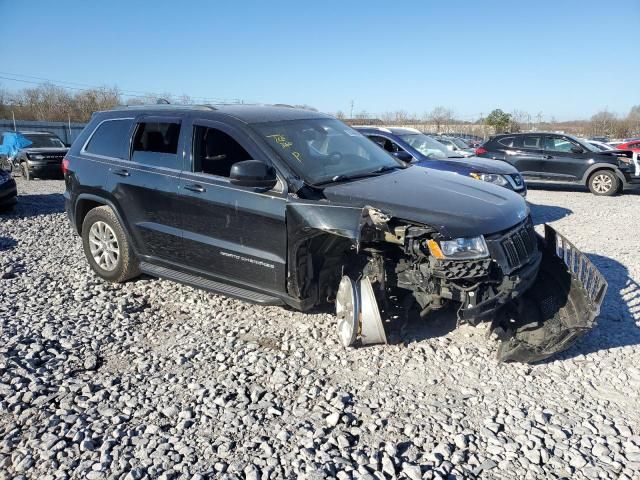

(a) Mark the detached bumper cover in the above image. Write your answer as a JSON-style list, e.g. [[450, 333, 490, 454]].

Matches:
[[497, 225, 607, 362]]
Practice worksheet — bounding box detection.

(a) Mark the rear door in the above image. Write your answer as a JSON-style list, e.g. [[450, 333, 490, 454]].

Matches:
[[542, 135, 587, 181], [176, 118, 287, 292], [505, 134, 546, 178], [106, 115, 185, 264]]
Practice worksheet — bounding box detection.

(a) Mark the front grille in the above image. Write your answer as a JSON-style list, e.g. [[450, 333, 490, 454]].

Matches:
[[500, 220, 537, 270], [510, 173, 524, 188]]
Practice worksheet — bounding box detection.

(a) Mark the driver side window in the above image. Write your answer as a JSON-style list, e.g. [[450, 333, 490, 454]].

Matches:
[[192, 126, 253, 177], [544, 136, 577, 153]]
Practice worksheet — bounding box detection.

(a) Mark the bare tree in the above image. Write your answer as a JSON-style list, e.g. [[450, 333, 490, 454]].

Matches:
[[334, 110, 346, 120], [590, 110, 617, 136], [427, 106, 454, 133], [510, 110, 530, 132]]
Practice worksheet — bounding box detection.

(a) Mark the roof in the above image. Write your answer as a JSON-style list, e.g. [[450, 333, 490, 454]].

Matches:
[[353, 126, 423, 135], [106, 103, 331, 124]]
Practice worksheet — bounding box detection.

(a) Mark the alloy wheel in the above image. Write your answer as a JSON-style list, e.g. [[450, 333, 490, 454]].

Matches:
[[592, 174, 612, 194], [88, 221, 120, 271]]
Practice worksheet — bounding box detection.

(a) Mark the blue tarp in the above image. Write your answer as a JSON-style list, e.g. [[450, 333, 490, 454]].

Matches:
[[0, 132, 33, 159]]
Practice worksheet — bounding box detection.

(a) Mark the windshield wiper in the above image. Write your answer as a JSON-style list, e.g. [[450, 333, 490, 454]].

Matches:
[[315, 165, 402, 186]]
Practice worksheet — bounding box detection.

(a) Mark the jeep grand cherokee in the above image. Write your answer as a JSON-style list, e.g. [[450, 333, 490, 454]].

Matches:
[[64, 104, 607, 362]]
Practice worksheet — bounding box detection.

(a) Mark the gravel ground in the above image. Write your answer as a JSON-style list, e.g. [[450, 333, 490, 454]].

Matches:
[[1, 178, 640, 480]]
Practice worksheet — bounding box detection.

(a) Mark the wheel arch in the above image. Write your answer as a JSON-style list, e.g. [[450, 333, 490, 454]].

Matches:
[[74, 194, 128, 237], [581, 164, 626, 186]]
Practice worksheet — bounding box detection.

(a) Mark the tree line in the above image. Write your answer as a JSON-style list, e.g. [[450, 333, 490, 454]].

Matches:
[[1, 83, 638, 139]]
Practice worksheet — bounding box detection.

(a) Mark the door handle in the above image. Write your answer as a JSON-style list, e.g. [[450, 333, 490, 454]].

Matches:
[[544, 155, 553, 159], [113, 168, 130, 177], [184, 183, 206, 193]]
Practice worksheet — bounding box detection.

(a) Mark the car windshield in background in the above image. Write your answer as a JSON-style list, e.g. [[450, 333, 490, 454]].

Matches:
[[22, 134, 65, 148], [400, 133, 452, 159], [253, 118, 403, 185], [450, 137, 470, 149]]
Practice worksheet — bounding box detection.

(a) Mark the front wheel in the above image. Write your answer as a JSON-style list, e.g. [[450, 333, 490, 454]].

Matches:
[[81, 206, 140, 283], [588, 170, 619, 196]]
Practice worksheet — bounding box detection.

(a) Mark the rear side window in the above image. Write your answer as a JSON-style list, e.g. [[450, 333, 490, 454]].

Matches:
[[497, 136, 515, 147], [514, 135, 542, 149], [132, 121, 181, 169], [85, 118, 134, 159]]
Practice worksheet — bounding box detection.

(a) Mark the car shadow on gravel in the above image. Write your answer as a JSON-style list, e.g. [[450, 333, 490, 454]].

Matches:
[[527, 201, 573, 225], [5, 193, 65, 217], [538, 252, 640, 362], [0, 236, 17, 251]]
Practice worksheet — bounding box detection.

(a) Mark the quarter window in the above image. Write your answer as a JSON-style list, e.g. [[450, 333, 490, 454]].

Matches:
[[192, 126, 253, 177], [85, 119, 134, 159], [132, 121, 181, 169]]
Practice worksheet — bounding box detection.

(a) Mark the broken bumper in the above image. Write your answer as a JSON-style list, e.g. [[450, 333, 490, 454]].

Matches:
[[496, 225, 608, 363]]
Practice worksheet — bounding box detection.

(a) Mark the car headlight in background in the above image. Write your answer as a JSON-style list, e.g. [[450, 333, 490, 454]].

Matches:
[[470, 172, 509, 187], [28, 154, 44, 160], [427, 236, 489, 260]]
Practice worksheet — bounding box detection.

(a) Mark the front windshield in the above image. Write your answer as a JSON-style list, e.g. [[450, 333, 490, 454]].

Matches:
[[252, 118, 403, 185], [400, 133, 454, 159], [22, 133, 65, 148]]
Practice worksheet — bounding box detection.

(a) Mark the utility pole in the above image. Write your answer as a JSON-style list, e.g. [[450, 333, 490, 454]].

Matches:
[[536, 111, 543, 130], [12, 110, 17, 131], [350, 100, 354, 119]]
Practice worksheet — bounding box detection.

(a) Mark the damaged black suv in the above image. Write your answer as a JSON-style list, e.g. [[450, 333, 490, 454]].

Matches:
[[64, 105, 607, 362]]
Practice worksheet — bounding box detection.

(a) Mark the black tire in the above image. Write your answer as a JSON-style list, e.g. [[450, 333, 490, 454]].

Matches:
[[81, 206, 140, 283], [21, 162, 31, 180], [587, 170, 619, 196]]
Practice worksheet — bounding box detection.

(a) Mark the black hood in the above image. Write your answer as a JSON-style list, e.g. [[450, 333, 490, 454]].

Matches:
[[321, 167, 529, 238], [444, 155, 519, 175]]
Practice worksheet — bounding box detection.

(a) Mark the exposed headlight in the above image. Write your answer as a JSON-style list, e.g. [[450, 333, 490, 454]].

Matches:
[[29, 154, 44, 160], [427, 236, 489, 260], [471, 172, 509, 187]]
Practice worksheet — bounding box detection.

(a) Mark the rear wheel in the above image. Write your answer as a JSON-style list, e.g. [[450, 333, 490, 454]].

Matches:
[[587, 170, 618, 196], [81, 206, 140, 282], [21, 162, 31, 180]]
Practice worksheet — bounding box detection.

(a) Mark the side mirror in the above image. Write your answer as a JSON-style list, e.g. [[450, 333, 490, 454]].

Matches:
[[230, 160, 277, 189], [392, 150, 413, 162], [571, 146, 584, 154]]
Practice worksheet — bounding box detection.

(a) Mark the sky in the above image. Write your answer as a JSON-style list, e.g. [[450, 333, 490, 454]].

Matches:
[[1, 0, 638, 121]]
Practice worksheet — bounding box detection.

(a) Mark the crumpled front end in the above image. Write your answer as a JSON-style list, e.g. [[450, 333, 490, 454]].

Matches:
[[494, 225, 607, 362]]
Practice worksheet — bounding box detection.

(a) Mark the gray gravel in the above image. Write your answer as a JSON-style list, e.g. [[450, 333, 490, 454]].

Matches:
[[1, 178, 639, 480]]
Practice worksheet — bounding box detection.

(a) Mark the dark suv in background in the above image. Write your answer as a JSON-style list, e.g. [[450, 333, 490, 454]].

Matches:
[[6, 131, 69, 180], [477, 133, 639, 195], [63, 104, 606, 362]]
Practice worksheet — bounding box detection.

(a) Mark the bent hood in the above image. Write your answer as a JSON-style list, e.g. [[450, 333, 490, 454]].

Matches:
[[320, 167, 528, 238]]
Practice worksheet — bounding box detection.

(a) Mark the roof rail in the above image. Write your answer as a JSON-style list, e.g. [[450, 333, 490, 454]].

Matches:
[[117, 104, 218, 111]]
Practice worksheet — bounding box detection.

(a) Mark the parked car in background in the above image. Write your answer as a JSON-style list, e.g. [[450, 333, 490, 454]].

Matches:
[[63, 104, 605, 362], [433, 136, 475, 157], [615, 139, 640, 152], [0, 169, 17, 210], [585, 140, 615, 151], [477, 132, 639, 195], [589, 136, 609, 143], [355, 127, 526, 195], [2, 131, 69, 180]]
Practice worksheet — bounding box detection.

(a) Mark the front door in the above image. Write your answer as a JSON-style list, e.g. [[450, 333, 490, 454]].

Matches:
[[542, 135, 587, 181], [177, 119, 287, 292]]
